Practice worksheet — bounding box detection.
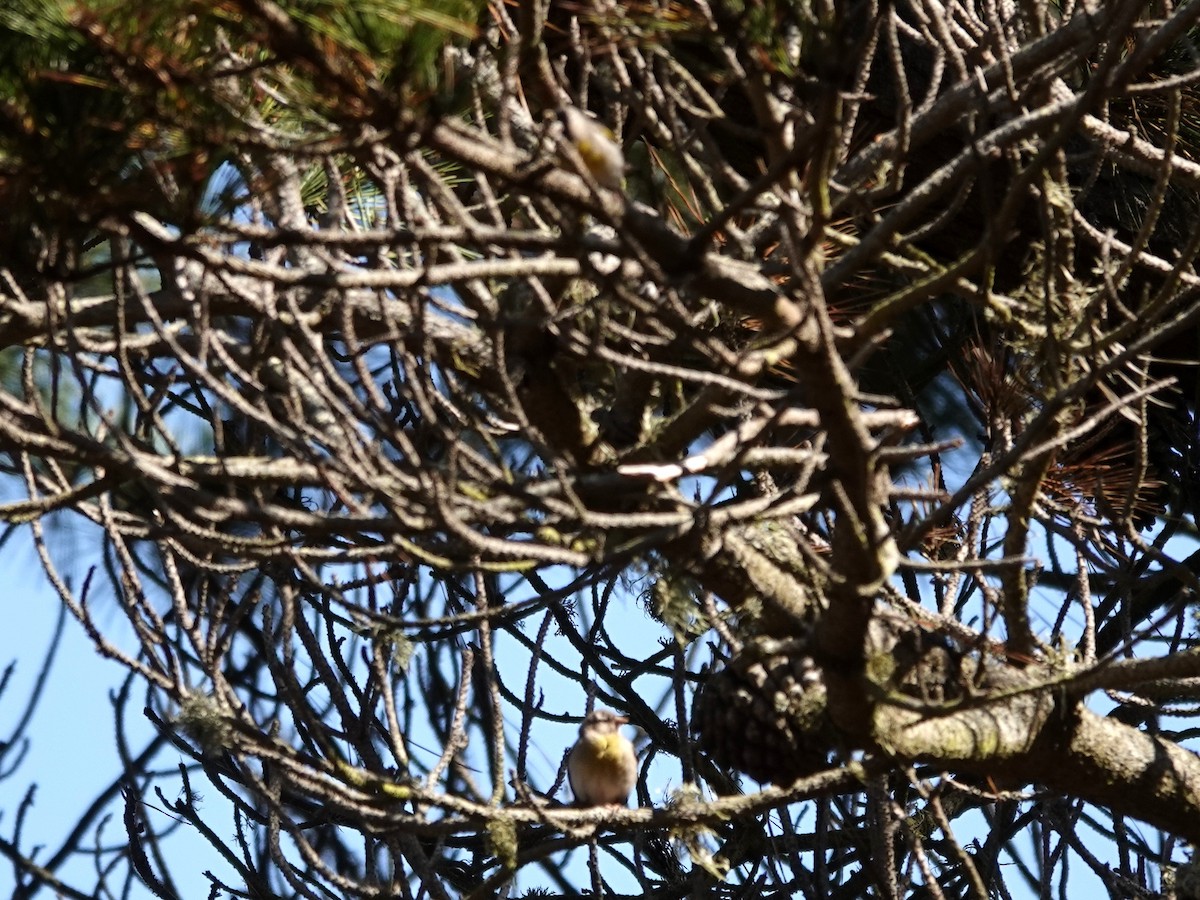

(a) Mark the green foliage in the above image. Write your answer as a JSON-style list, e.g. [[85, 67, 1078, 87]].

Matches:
[[289, 0, 478, 55], [0, 0, 482, 259]]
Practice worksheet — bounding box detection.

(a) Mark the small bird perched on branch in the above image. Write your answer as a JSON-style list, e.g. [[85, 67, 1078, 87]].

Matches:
[[567, 709, 638, 806], [558, 106, 626, 192]]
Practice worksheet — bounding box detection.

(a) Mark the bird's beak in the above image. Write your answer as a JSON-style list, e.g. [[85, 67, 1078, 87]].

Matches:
[[613, 715, 629, 725]]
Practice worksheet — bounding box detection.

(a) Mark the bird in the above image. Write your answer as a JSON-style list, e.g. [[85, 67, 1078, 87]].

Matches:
[[558, 107, 626, 192], [566, 709, 638, 807]]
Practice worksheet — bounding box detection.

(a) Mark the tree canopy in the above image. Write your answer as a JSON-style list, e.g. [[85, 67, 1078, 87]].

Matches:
[[6, 1, 1200, 898]]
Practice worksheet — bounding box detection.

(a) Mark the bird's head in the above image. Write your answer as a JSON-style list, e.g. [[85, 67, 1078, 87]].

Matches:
[[579, 709, 628, 738]]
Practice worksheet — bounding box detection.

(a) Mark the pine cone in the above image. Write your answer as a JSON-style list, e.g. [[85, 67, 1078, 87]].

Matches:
[[692, 637, 835, 784]]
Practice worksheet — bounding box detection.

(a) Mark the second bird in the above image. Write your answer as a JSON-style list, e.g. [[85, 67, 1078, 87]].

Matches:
[[559, 107, 626, 192]]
